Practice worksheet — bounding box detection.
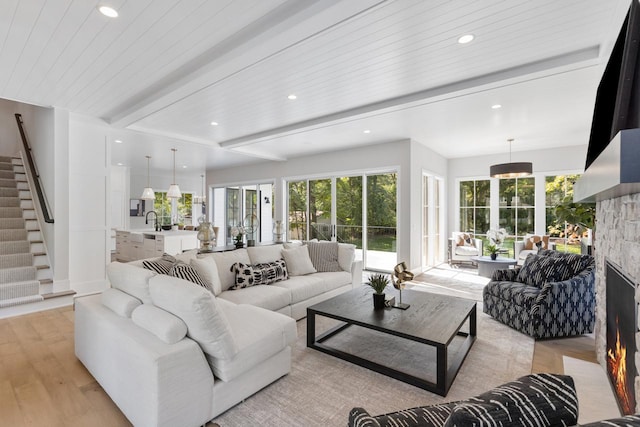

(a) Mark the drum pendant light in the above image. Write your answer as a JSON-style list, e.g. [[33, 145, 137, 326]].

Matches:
[[490, 138, 532, 178]]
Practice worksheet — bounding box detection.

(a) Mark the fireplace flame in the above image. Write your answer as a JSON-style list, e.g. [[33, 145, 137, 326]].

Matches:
[[607, 316, 633, 414]]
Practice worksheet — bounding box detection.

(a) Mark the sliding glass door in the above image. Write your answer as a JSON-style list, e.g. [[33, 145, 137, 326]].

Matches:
[[365, 173, 397, 271], [287, 171, 396, 272]]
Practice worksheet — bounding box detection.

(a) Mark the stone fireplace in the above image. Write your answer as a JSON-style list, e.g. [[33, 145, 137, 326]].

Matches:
[[595, 193, 640, 413], [574, 129, 640, 412]]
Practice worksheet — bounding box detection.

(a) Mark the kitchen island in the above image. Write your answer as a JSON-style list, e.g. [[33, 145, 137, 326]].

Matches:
[[115, 229, 199, 262]]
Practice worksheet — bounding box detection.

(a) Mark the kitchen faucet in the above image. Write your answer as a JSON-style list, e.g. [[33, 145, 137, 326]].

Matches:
[[145, 210, 159, 231]]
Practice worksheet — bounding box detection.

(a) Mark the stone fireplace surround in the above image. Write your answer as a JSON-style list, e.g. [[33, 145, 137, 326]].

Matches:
[[595, 193, 640, 412], [574, 129, 640, 412]]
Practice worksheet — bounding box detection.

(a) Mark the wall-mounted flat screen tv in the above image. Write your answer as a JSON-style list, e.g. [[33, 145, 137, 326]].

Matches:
[[586, 0, 640, 169]]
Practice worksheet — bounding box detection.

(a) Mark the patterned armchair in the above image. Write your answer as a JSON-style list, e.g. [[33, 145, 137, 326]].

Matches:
[[348, 374, 578, 427], [483, 249, 595, 339]]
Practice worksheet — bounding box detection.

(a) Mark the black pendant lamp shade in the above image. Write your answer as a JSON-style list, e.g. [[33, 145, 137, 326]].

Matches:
[[490, 139, 532, 178]]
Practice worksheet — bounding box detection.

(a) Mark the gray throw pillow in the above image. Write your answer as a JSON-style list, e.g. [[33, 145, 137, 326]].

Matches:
[[307, 241, 341, 272]]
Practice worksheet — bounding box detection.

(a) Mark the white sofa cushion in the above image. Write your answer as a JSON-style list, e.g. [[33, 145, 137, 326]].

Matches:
[[211, 299, 297, 381], [107, 262, 156, 304], [149, 275, 238, 360], [455, 245, 479, 256], [338, 243, 356, 272], [247, 244, 284, 264], [191, 257, 222, 295], [271, 275, 326, 304], [101, 288, 141, 317], [131, 304, 188, 344], [212, 249, 251, 292], [218, 285, 291, 312], [312, 271, 353, 292], [281, 245, 316, 276], [518, 249, 537, 261]]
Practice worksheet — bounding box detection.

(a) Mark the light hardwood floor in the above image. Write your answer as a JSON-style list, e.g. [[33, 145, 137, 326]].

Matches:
[[0, 305, 597, 426]]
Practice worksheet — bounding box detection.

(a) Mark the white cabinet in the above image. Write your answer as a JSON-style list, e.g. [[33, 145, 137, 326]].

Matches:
[[115, 230, 198, 261]]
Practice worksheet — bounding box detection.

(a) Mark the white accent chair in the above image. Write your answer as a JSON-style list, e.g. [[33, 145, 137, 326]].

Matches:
[[448, 232, 483, 265], [514, 234, 555, 265]]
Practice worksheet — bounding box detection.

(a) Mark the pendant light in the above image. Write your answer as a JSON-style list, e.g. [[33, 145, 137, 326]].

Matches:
[[167, 148, 182, 198], [490, 138, 533, 178], [140, 156, 155, 200], [194, 174, 205, 205]]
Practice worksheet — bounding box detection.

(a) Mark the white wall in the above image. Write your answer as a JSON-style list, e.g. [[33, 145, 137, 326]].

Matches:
[[446, 144, 587, 237], [0, 99, 21, 156], [208, 140, 446, 271], [68, 114, 111, 295]]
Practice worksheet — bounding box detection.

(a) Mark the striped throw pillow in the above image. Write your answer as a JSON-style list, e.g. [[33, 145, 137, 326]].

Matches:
[[168, 263, 212, 293], [307, 241, 341, 272], [142, 253, 177, 275]]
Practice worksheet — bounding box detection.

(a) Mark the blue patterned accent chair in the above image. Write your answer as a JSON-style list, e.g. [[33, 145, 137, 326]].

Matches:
[[348, 374, 578, 427], [482, 249, 595, 339]]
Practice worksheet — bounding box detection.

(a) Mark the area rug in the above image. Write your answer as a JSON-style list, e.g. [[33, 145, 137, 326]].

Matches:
[[409, 264, 489, 302], [211, 304, 533, 426]]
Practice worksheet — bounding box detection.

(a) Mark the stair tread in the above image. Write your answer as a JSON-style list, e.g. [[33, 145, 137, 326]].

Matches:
[[32, 252, 46, 256], [35, 265, 49, 270], [42, 290, 76, 299], [39, 279, 53, 285]]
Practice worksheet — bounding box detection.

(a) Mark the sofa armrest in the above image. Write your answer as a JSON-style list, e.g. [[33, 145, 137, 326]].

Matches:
[[514, 241, 525, 260], [351, 260, 363, 287], [474, 238, 483, 255]]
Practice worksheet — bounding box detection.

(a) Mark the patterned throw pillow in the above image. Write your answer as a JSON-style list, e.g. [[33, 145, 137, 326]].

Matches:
[[142, 253, 177, 275], [444, 374, 577, 427], [229, 259, 288, 290], [168, 263, 212, 293], [456, 233, 473, 247], [516, 254, 579, 287], [537, 249, 593, 276], [524, 235, 549, 251], [307, 241, 341, 272]]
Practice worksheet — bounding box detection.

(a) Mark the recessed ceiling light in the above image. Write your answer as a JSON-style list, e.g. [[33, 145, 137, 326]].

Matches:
[[115, 139, 122, 143], [457, 34, 474, 44], [363, 129, 371, 134], [182, 165, 188, 169], [117, 162, 123, 166], [287, 94, 297, 100], [491, 104, 502, 109], [210, 121, 219, 126], [98, 5, 118, 18]]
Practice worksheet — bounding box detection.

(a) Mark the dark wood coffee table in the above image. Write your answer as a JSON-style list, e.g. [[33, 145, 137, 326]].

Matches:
[[307, 287, 476, 396]]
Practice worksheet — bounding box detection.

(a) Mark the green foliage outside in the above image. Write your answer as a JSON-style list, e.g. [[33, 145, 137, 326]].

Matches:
[[153, 192, 193, 226], [288, 173, 397, 252]]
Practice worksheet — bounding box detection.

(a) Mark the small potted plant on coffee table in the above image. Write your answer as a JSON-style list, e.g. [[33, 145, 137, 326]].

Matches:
[[366, 273, 390, 309], [486, 244, 499, 260]]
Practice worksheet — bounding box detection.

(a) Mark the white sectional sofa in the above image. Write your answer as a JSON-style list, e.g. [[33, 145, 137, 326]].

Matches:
[[74, 242, 362, 427]]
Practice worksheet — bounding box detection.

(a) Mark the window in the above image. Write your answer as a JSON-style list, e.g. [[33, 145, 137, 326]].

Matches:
[[498, 177, 534, 237], [153, 192, 193, 226], [288, 180, 307, 241], [459, 179, 490, 237], [546, 174, 581, 253]]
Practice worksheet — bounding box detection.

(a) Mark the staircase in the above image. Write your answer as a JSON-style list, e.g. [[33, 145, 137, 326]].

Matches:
[[0, 155, 50, 308]]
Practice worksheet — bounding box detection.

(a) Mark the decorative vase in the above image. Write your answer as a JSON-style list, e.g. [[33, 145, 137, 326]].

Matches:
[[373, 293, 386, 309], [235, 241, 244, 249], [490, 253, 497, 261]]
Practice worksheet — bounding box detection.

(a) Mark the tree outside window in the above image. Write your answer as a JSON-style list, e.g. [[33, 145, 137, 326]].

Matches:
[[459, 179, 490, 237], [546, 174, 583, 253], [154, 192, 193, 226]]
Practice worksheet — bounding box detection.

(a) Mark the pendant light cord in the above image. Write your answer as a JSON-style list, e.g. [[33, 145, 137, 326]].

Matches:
[[171, 148, 177, 184]]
